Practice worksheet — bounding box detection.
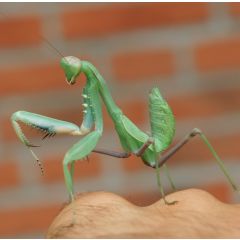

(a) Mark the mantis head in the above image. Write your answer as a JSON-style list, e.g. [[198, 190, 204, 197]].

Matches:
[[60, 56, 82, 85]]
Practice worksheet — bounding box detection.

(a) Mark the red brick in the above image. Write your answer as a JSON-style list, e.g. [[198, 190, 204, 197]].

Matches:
[[0, 161, 20, 189], [0, 204, 61, 236], [112, 49, 175, 81], [228, 3, 240, 17], [201, 182, 231, 203], [123, 154, 148, 172], [42, 153, 102, 183], [0, 15, 42, 48], [194, 35, 240, 72], [168, 88, 240, 120], [0, 62, 65, 96], [62, 3, 209, 39]]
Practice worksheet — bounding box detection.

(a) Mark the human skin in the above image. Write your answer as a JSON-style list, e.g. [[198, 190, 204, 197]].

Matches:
[[47, 189, 240, 238]]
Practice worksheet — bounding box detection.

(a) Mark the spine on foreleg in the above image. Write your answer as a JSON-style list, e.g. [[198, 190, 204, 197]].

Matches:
[[149, 88, 175, 152]]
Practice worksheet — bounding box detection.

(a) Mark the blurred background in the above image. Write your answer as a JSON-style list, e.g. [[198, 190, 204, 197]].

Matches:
[[0, 2, 240, 237]]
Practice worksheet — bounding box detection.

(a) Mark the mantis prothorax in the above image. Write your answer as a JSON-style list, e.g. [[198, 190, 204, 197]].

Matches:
[[11, 56, 239, 203]]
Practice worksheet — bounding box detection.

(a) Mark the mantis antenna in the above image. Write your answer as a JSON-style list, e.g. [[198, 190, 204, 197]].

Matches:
[[40, 35, 67, 60], [0, 11, 68, 61]]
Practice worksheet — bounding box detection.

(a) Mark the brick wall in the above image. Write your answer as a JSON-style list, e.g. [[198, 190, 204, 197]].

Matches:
[[0, 2, 240, 237]]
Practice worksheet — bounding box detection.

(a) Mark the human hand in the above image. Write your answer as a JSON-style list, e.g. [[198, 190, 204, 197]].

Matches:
[[47, 189, 240, 238]]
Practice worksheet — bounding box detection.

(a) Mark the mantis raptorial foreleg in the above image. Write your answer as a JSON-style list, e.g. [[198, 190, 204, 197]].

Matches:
[[11, 111, 89, 143], [11, 110, 90, 174], [12, 110, 102, 201]]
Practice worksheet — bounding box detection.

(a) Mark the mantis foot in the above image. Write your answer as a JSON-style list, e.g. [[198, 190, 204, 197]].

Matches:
[[163, 199, 178, 205]]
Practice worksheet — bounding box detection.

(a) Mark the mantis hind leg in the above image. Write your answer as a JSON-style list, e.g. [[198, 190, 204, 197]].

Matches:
[[156, 128, 239, 192], [133, 136, 177, 204], [152, 141, 178, 205], [133, 137, 177, 196], [163, 164, 176, 191]]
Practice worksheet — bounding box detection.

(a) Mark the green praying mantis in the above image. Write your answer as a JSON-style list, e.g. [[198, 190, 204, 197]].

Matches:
[[11, 56, 239, 204]]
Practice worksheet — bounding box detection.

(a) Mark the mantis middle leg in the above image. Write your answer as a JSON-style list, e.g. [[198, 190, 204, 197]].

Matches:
[[92, 139, 176, 204], [93, 148, 131, 158], [92, 137, 154, 158]]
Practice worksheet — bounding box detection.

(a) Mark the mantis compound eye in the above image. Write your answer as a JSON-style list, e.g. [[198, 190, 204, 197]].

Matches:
[[60, 56, 82, 85]]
